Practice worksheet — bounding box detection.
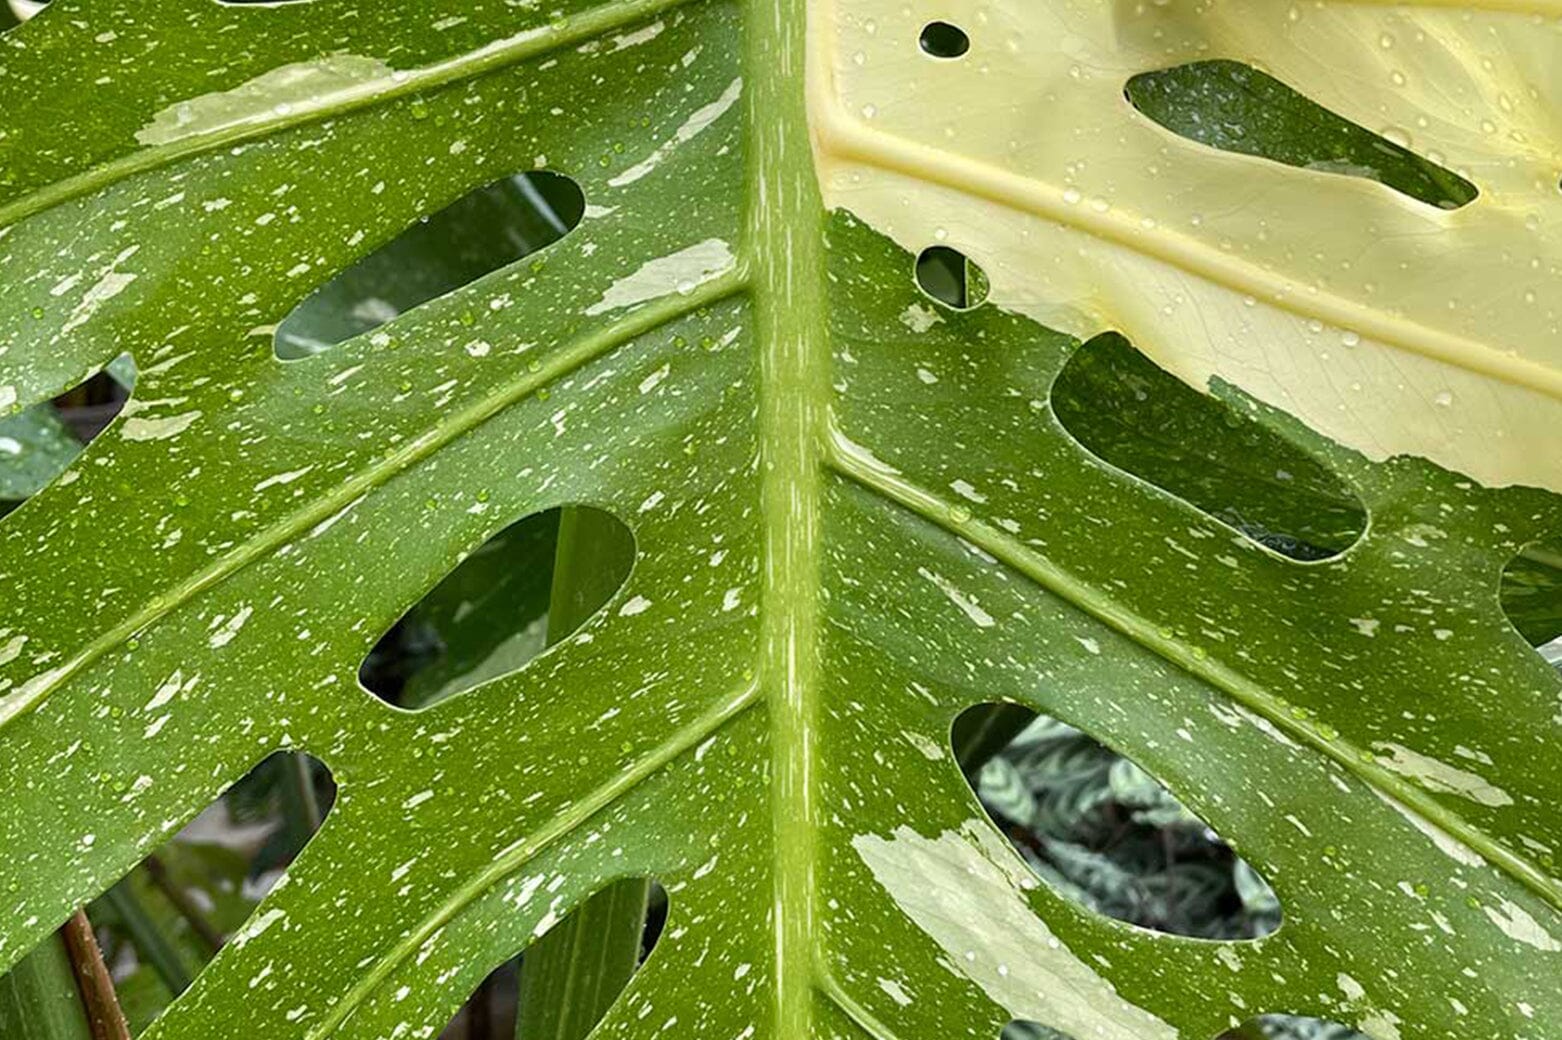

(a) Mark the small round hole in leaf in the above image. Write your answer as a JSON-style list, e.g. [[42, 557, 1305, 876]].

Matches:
[[915, 245, 989, 311], [919, 20, 970, 59]]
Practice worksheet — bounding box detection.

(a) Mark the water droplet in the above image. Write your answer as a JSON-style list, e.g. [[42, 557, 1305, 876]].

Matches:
[[948, 503, 972, 524], [1433, 390, 1454, 407], [1062, 188, 1082, 205], [1341, 330, 1361, 347]]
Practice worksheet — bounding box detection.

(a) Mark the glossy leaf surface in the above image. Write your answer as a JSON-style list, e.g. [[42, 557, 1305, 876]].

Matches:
[[0, 2, 1557, 1040]]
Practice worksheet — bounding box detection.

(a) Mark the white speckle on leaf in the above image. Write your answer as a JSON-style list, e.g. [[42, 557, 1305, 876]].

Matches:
[[608, 78, 742, 187], [585, 239, 735, 316], [609, 21, 664, 51], [1374, 792, 1484, 867], [136, 55, 397, 146], [619, 596, 652, 617], [121, 411, 202, 442], [1373, 742, 1513, 806], [145, 669, 198, 712], [1483, 899, 1561, 951], [209, 607, 254, 649], [901, 730, 944, 761], [900, 303, 942, 333], [0, 636, 25, 667], [61, 246, 141, 334], [950, 479, 987, 504], [919, 568, 995, 628], [254, 467, 314, 492], [639, 364, 670, 395], [854, 824, 1177, 1039], [231, 908, 286, 949]]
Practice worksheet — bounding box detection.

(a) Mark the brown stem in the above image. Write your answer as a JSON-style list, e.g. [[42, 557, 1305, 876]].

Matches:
[[60, 910, 130, 1040], [143, 854, 224, 955]]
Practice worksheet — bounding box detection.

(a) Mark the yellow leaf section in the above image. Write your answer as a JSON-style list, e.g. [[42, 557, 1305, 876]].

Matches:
[[809, 0, 1562, 492]]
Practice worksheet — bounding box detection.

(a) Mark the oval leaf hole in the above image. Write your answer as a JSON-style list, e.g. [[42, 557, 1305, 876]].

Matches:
[[1126, 60, 1477, 210], [1500, 539, 1562, 654], [955, 703, 1282, 939], [274, 171, 585, 359], [2, 0, 46, 31], [436, 878, 666, 1039], [919, 21, 970, 59], [915, 245, 989, 311], [359, 506, 633, 709], [1218, 1016, 1368, 1040], [1, 355, 134, 517], [1004, 1023, 1079, 1040], [1053, 333, 1365, 561], [68, 750, 334, 1032]]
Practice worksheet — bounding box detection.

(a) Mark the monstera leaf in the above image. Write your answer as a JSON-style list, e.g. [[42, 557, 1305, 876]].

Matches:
[[1, 2, 1559, 1039]]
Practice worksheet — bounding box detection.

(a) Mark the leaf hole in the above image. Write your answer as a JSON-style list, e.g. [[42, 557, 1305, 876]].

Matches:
[[0, 751, 336, 1034], [0, 355, 134, 517], [274, 171, 585, 360], [1499, 539, 1562, 664], [1, 0, 46, 34], [434, 878, 665, 1039], [1053, 333, 1365, 561], [1126, 60, 1477, 210], [1003, 1023, 1080, 1040], [915, 245, 989, 311], [954, 702, 1282, 939], [918, 21, 970, 59], [359, 506, 633, 709], [1216, 1015, 1368, 1040]]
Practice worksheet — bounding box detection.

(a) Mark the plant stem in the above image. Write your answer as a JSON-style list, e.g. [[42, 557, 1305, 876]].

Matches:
[[280, 750, 324, 850], [514, 878, 650, 1040], [143, 854, 224, 955], [99, 883, 192, 997], [513, 507, 645, 1039], [60, 911, 131, 1040]]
